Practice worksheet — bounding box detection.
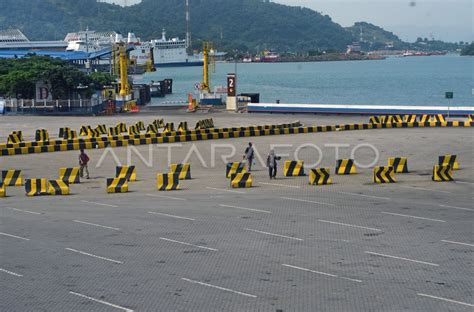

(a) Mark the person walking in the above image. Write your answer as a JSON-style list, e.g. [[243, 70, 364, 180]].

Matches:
[[266, 149, 281, 179], [244, 142, 255, 171], [79, 149, 90, 179]]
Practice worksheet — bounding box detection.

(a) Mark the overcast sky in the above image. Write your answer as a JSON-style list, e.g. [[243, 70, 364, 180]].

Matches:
[[104, 0, 472, 42]]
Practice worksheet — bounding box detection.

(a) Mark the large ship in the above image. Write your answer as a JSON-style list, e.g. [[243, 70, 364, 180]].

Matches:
[[129, 29, 203, 67]]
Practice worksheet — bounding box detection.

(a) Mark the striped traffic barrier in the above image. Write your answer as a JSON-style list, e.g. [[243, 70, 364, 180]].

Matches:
[[388, 157, 408, 173], [335, 159, 356, 175], [96, 124, 108, 135], [420, 114, 446, 123], [163, 123, 175, 133], [128, 125, 140, 136], [170, 163, 191, 180], [87, 128, 101, 138], [106, 178, 129, 193], [58, 127, 70, 138], [147, 124, 159, 134], [59, 168, 80, 184], [230, 172, 252, 188], [153, 119, 165, 129], [308, 168, 331, 185], [157, 173, 180, 191], [284, 160, 305, 177], [25, 178, 49, 196], [108, 126, 120, 136], [136, 121, 145, 131], [432, 165, 453, 182], [178, 121, 189, 132], [369, 116, 384, 124], [63, 129, 77, 140], [226, 162, 246, 178], [80, 125, 92, 136], [7, 132, 23, 144], [35, 129, 49, 142], [0, 182, 5, 197], [385, 115, 404, 123], [116, 166, 137, 181], [1, 169, 23, 186], [373, 166, 396, 183], [438, 155, 459, 170], [48, 180, 69, 195], [404, 115, 417, 123], [116, 122, 128, 133]]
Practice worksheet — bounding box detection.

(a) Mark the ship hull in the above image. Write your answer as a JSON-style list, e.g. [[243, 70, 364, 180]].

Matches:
[[155, 61, 203, 67]]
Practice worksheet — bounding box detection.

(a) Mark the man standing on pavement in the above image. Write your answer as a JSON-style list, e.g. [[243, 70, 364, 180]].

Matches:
[[266, 149, 281, 179], [79, 149, 90, 179], [244, 142, 255, 172]]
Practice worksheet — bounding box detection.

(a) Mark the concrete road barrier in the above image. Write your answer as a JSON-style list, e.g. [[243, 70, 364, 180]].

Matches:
[[336, 159, 356, 175], [432, 165, 453, 182], [226, 162, 246, 178], [438, 155, 459, 170], [388, 157, 408, 173], [48, 180, 69, 195], [170, 163, 191, 180], [230, 173, 252, 188], [284, 160, 305, 177], [309, 168, 331, 185], [157, 173, 180, 191], [106, 178, 129, 193], [1, 169, 23, 186], [59, 168, 80, 184], [25, 178, 49, 196], [116, 166, 137, 182], [373, 166, 396, 183]]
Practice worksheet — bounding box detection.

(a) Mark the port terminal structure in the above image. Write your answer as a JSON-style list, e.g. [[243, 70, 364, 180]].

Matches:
[[247, 103, 474, 116]]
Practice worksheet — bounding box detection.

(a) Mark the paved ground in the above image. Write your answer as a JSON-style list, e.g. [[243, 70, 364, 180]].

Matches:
[[0, 113, 473, 311]]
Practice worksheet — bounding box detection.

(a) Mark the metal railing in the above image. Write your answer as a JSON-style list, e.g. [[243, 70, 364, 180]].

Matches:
[[4, 98, 106, 115]]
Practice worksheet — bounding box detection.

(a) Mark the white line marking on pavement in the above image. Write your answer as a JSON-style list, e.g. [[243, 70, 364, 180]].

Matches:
[[148, 212, 195, 221], [145, 193, 186, 201], [381, 212, 446, 223], [441, 240, 474, 247], [417, 293, 474, 307], [438, 204, 473, 212], [455, 181, 474, 185], [81, 200, 118, 208], [399, 185, 451, 194], [206, 187, 246, 194], [282, 264, 362, 283], [365, 251, 439, 267], [259, 182, 300, 189], [318, 219, 382, 232], [0, 268, 23, 277], [69, 291, 134, 312], [244, 228, 304, 241], [280, 197, 335, 206], [65, 248, 123, 264], [159, 237, 217, 251], [5, 207, 41, 215], [73, 220, 120, 231], [181, 278, 257, 298], [219, 204, 271, 214], [0, 232, 30, 241], [338, 191, 391, 201]]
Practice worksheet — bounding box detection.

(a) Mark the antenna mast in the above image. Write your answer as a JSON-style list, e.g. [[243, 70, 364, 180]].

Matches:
[[185, 0, 192, 49]]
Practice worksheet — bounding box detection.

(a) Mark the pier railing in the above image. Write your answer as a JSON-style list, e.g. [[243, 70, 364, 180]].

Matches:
[[4, 98, 106, 115]]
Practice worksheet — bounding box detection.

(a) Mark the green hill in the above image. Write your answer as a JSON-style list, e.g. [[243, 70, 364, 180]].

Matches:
[[346, 22, 407, 50], [1, 0, 353, 52], [460, 43, 474, 55]]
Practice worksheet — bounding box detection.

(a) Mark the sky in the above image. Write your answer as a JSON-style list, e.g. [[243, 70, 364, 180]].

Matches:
[[103, 0, 472, 42]]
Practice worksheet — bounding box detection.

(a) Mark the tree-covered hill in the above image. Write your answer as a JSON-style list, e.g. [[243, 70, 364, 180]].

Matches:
[[460, 43, 474, 56], [345, 22, 407, 50], [1, 0, 353, 52]]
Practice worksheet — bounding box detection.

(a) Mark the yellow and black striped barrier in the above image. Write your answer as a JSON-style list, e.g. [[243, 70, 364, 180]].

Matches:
[[163, 123, 175, 133], [109, 126, 120, 136], [48, 180, 69, 195], [438, 155, 459, 170], [107, 178, 129, 193], [1, 121, 472, 157], [59, 167, 80, 184], [25, 178, 49, 196], [80, 125, 92, 136], [63, 129, 77, 140], [96, 124, 108, 135], [388, 157, 408, 173], [373, 166, 396, 183], [170, 163, 191, 180], [432, 165, 453, 182], [128, 125, 140, 136], [116, 166, 137, 181], [0, 182, 5, 197], [59, 127, 70, 138], [136, 121, 145, 131], [7, 132, 23, 144], [284, 160, 305, 177], [87, 128, 101, 138], [230, 172, 252, 188], [116, 122, 128, 133], [35, 129, 49, 142], [226, 162, 246, 178], [1, 169, 23, 186], [336, 159, 356, 175], [178, 121, 189, 132], [309, 168, 331, 185], [404, 115, 417, 123], [157, 173, 180, 191], [420, 114, 446, 123], [147, 123, 159, 134]]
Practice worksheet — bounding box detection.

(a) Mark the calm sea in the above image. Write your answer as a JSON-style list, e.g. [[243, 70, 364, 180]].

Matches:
[[139, 54, 473, 107]]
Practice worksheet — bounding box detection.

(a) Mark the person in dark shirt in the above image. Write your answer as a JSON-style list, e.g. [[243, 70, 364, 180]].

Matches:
[[79, 149, 90, 179]]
